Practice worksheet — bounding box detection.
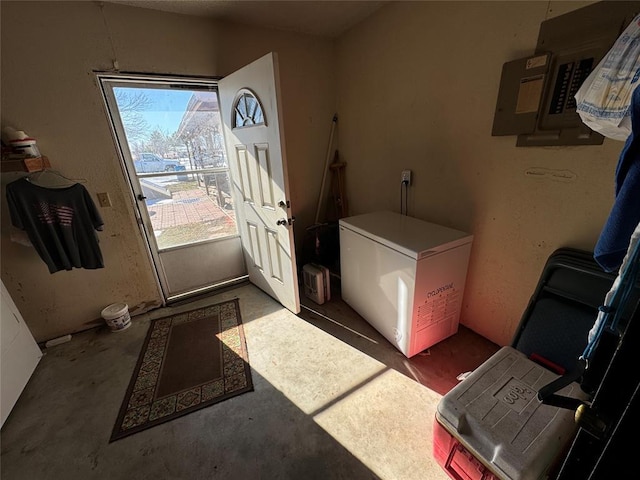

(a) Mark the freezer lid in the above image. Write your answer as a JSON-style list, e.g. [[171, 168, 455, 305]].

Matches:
[[339, 211, 472, 259]]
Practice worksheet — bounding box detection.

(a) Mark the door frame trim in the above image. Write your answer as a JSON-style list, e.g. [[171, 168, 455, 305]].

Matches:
[[96, 72, 167, 303], [165, 275, 249, 304]]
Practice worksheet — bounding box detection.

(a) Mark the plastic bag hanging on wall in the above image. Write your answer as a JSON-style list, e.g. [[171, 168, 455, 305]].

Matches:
[[574, 14, 640, 141]]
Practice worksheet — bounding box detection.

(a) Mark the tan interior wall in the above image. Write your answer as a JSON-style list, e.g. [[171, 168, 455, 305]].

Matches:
[[0, 1, 334, 342], [336, 1, 621, 345], [4, 0, 615, 347]]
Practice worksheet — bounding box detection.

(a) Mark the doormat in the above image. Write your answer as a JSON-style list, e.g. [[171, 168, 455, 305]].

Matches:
[[110, 299, 253, 441]]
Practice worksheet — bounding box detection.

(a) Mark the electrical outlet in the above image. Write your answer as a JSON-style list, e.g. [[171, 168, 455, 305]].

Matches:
[[97, 192, 112, 207], [401, 170, 412, 185]]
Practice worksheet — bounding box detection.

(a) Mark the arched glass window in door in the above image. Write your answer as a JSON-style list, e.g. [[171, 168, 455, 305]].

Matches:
[[232, 89, 266, 128]]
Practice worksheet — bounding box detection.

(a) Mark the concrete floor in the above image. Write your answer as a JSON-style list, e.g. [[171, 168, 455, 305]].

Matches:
[[0, 284, 498, 479]]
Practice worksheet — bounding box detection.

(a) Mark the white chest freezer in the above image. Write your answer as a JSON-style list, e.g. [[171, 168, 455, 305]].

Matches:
[[339, 211, 473, 358]]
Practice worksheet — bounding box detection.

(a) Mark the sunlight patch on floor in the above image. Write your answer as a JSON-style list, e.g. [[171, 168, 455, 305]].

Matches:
[[239, 303, 449, 479], [242, 309, 389, 415], [313, 368, 444, 480]]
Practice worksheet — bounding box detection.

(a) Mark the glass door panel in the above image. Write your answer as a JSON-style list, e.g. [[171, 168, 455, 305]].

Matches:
[[140, 172, 237, 250], [111, 86, 239, 250]]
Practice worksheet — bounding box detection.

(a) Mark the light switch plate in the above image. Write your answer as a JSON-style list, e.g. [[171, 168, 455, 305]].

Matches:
[[97, 192, 112, 207]]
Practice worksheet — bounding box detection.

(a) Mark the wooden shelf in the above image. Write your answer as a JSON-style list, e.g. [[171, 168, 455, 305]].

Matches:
[[0, 155, 50, 173]]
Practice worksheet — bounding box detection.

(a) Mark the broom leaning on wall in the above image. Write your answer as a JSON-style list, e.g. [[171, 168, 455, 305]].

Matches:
[[302, 114, 346, 276]]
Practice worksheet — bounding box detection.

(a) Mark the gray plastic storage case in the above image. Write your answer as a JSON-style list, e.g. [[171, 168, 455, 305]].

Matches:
[[435, 346, 587, 480]]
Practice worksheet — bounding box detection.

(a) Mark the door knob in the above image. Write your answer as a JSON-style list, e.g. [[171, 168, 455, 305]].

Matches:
[[137, 194, 147, 201], [276, 217, 295, 226]]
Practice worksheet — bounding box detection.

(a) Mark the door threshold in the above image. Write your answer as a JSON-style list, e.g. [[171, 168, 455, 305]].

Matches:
[[165, 276, 249, 306]]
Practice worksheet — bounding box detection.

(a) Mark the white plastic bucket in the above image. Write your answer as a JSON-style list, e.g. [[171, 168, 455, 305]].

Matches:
[[101, 303, 131, 332]]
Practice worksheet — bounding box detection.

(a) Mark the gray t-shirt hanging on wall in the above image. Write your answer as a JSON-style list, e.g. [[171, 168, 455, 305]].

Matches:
[[6, 178, 104, 273]]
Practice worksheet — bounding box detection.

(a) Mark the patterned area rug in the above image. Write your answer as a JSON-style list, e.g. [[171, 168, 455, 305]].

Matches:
[[110, 299, 253, 441]]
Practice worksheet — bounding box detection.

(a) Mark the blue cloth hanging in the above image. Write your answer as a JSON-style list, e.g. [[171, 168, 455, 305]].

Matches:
[[594, 85, 640, 272]]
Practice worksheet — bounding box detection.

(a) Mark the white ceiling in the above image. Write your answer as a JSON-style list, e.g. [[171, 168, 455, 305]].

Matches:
[[107, 1, 386, 38]]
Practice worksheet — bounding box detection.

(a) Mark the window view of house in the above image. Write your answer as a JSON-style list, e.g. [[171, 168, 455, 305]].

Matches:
[[113, 87, 238, 250]]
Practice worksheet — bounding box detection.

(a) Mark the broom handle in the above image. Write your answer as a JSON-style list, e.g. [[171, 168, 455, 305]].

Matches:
[[314, 114, 338, 224]]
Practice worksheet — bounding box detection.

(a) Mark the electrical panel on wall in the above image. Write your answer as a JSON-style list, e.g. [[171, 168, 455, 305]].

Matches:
[[492, 1, 640, 147]]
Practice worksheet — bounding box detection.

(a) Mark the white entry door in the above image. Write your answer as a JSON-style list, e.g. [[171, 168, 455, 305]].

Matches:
[[219, 53, 300, 313]]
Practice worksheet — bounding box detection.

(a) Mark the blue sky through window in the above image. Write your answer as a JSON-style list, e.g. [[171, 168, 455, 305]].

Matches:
[[115, 87, 193, 135]]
